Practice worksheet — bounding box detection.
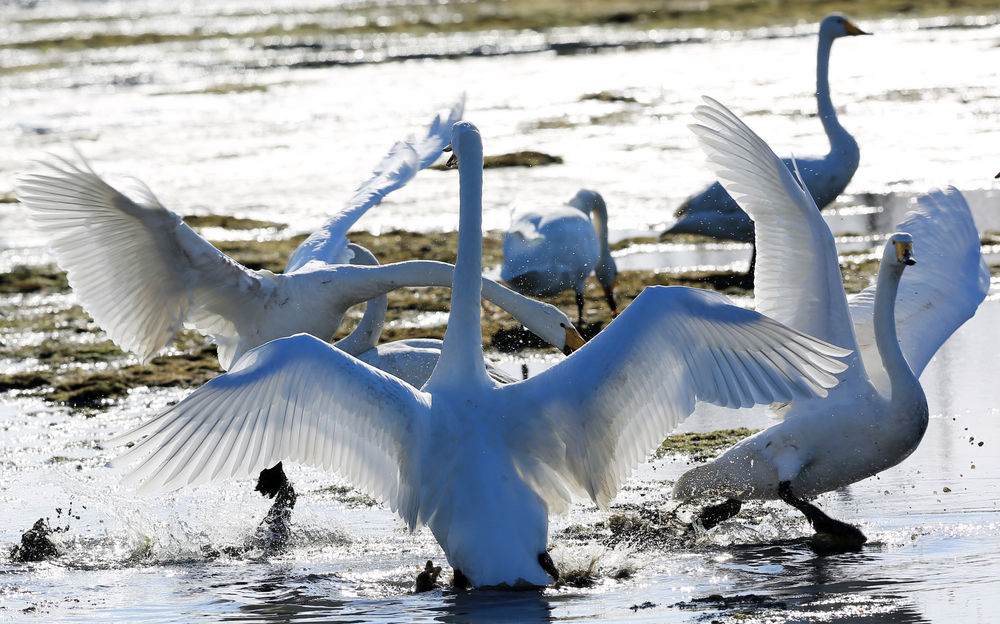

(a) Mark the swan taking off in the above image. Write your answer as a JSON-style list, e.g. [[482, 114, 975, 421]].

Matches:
[[109, 121, 852, 588], [674, 97, 987, 546], [15, 98, 583, 368], [665, 13, 867, 243], [501, 190, 617, 324]]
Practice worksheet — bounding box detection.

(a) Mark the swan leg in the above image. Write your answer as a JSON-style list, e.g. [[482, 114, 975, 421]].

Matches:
[[601, 284, 618, 318], [777, 481, 866, 550], [452, 568, 471, 589], [575, 290, 586, 325], [695, 498, 743, 531], [538, 551, 560, 581]]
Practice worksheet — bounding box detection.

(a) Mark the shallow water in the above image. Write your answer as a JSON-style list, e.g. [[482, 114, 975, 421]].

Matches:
[[3, 3, 1000, 622]]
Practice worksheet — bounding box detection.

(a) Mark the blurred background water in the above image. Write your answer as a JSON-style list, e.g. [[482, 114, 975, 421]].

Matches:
[[2, 1, 1000, 622]]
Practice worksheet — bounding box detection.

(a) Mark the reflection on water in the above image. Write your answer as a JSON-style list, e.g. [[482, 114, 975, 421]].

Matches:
[[3, 6, 1000, 622]]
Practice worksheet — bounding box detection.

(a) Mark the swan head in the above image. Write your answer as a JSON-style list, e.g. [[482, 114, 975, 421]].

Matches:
[[568, 189, 604, 214], [888, 232, 916, 266], [820, 13, 869, 40]]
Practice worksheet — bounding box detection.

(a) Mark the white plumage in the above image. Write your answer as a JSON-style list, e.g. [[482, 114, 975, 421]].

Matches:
[[666, 13, 867, 243], [110, 121, 851, 587], [16, 98, 583, 368], [674, 98, 986, 539], [501, 190, 618, 324]]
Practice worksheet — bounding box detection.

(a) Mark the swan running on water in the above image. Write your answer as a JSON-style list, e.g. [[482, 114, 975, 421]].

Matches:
[[15, 98, 584, 368], [665, 13, 867, 244], [109, 121, 852, 588], [674, 97, 987, 546], [501, 189, 618, 324]]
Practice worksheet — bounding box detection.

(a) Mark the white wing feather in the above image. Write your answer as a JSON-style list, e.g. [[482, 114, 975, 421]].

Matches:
[[502, 286, 851, 511], [16, 155, 269, 364], [109, 333, 430, 528], [285, 96, 465, 272], [690, 96, 860, 363], [849, 187, 989, 393]]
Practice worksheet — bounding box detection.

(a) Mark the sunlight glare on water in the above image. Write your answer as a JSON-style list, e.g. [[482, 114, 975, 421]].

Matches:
[[2, 3, 1000, 622]]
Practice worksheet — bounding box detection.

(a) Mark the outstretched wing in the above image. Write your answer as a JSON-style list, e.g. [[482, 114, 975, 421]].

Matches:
[[689, 96, 860, 365], [109, 333, 430, 529], [501, 286, 851, 511], [285, 96, 466, 272], [849, 187, 989, 393], [16, 155, 269, 364]]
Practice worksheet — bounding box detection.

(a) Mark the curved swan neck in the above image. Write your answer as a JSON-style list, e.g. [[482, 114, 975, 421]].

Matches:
[[334, 244, 387, 356], [873, 246, 922, 407], [816, 32, 856, 156], [426, 124, 491, 390]]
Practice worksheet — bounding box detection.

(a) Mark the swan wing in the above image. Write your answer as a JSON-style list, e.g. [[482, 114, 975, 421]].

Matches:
[[690, 97, 860, 359], [285, 97, 465, 272], [109, 333, 430, 527], [16, 155, 268, 364], [849, 187, 989, 393], [502, 286, 851, 510]]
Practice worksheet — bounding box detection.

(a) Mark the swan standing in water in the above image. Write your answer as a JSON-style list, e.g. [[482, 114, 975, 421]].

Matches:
[[109, 121, 853, 588], [501, 190, 617, 325], [674, 98, 986, 545], [665, 14, 867, 244], [15, 99, 584, 367]]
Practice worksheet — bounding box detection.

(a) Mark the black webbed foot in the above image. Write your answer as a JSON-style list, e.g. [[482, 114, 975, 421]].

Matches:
[[693, 498, 743, 532], [778, 481, 867, 553], [452, 568, 471, 589]]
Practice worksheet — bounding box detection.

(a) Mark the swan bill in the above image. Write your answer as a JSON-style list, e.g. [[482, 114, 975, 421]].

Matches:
[[843, 20, 869, 36], [893, 239, 916, 265], [563, 324, 586, 354]]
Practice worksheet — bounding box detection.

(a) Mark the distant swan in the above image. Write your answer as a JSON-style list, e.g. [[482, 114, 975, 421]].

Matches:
[[16, 99, 583, 366], [674, 97, 987, 545], [109, 121, 851, 588], [665, 13, 868, 244], [502, 190, 617, 324]]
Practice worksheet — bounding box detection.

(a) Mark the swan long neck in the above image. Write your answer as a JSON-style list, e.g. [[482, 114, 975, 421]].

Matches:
[[815, 32, 857, 159], [333, 244, 387, 356], [872, 249, 922, 410], [425, 125, 491, 390], [590, 199, 612, 260]]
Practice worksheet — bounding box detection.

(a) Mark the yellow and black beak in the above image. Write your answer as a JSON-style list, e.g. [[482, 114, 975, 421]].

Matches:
[[894, 240, 916, 266], [443, 144, 458, 168], [844, 20, 870, 36], [562, 324, 586, 355]]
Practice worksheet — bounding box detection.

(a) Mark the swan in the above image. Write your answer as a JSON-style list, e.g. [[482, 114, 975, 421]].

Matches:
[[664, 13, 867, 244], [501, 190, 617, 324], [15, 99, 585, 368], [673, 97, 986, 544], [108, 120, 853, 588]]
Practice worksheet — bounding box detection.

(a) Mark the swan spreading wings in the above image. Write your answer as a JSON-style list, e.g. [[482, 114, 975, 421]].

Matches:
[[673, 97, 987, 545], [16, 98, 584, 369], [109, 121, 851, 588]]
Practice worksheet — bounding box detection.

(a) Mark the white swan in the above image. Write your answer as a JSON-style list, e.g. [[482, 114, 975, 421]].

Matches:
[[109, 121, 853, 588], [665, 13, 867, 243], [674, 98, 987, 543], [15, 100, 584, 368], [501, 190, 617, 324]]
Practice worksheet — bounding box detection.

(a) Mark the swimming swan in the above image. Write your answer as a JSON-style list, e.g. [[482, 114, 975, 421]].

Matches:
[[674, 97, 986, 544], [15, 100, 583, 368], [665, 13, 867, 243], [501, 190, 617, 324], [109, 121, 851, 588]]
